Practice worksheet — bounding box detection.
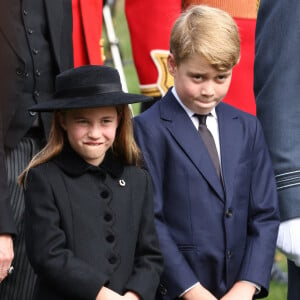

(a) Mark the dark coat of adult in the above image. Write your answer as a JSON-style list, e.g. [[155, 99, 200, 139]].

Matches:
[[134, 90, 280, 299], [0, 0, 73, 236], [24, 144, 163, 300], [254, 1, 300, 299]]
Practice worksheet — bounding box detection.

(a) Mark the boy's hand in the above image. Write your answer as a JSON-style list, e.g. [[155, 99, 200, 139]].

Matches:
[[220, 281, 256, 300], [182, 283, 217, 300]]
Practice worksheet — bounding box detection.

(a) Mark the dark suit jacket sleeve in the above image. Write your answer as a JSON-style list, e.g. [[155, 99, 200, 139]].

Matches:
[[134, 117, 199, 298], [254, 0, 300, 221], [24, 167, 109, 299], [235, 118, 279, 297], [0, 123, 17, 235]]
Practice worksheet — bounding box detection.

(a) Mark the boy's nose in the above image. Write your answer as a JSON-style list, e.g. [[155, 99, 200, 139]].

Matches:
[[201, 82, 214, 96]]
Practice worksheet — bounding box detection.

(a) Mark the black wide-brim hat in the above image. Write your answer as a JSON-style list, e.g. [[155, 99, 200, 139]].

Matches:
[[29, 65, 152, 112]]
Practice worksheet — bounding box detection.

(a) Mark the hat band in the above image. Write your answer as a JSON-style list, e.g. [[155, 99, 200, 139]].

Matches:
[[55, 83, 122, 98]]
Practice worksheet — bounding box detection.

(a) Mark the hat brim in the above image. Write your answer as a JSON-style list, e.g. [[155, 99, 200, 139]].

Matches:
[[29, 92, 152, 112]]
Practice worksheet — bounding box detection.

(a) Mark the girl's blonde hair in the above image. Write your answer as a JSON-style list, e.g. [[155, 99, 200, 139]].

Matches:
[[19, 105, 141, 186], [170, 5, 240, 71]]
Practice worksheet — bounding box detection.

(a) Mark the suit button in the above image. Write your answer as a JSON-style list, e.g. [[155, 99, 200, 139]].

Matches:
[[35, 69, 41, 76], [23, 9, 28, 16], [225, 209, 233, 218], [108, 255, 117, 264], [16, 68, 23, 76], [106, 234, 115, 243], [32, 48, 39, 55], [104, 213, 112, 222], [33, 90, 40, 97], [27, 28, 34, 34], [227, 250, 232, 259], [159, 284, 167, 296], [101, 190, 109, 198], [29, 111, 37, 117]]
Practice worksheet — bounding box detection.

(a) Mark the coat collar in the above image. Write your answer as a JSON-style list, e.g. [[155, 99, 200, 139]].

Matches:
[[53, 141, 124, 179]]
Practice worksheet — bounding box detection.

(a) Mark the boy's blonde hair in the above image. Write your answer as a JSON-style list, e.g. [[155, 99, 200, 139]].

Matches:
[[170, 5, 240, 71], [19, 105, 142, 186]]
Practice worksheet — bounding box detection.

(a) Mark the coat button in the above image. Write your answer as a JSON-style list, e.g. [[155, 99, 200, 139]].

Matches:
[[101, 190, 109, 198], [225, 209, 233, 218], [106, 234, 115, 243], [27, 28, 34, 34], [108, 255, 117, 264], [35, 69, 41, 76], [104, 213, 112, 222], [29, 111, 37, 116], [23, 9, 28, 16]]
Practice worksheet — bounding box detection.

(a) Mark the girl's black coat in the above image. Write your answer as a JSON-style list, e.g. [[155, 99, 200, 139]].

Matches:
[[24, 146, 163, 300]]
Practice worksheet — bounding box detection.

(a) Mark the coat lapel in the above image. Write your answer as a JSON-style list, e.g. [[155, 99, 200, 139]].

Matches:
[[160, 91, 224, 200]]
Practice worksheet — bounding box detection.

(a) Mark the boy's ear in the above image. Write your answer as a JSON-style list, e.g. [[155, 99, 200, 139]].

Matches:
[[167, 53, 177, 76]]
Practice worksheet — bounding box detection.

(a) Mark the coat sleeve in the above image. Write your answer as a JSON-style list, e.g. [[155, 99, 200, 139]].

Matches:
[[254, 0, 300, 221], [125, 170, 164, 300], [24, 166, 109, 299], [134, 115, 199, 298]]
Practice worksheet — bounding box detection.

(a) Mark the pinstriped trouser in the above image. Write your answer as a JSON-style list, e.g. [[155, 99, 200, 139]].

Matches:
[[0, 137, 41, 300]]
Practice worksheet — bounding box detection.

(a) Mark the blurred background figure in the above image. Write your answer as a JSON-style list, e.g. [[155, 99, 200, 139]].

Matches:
[[255, 0, 300, 299]]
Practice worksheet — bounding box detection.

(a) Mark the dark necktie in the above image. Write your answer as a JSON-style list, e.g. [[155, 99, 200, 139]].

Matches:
[[196, 114, 221, 179]]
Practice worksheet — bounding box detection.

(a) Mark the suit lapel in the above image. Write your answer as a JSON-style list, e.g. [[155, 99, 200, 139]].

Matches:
[[160, 91, 224, 200], [0, 2, 24, 60], [217, 103, 240, 206]]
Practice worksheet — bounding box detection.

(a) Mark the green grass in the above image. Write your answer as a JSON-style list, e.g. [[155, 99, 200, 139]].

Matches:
[[108, 1, 289, 298]]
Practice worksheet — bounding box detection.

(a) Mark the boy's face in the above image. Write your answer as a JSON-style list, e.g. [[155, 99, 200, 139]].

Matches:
[[168, 53, 232, 115], [59, 106, 119, 166]]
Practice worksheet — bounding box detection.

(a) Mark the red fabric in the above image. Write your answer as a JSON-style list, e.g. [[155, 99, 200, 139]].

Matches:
[[125, 0, 181, 85], [72, 0, 103, 67], [223, 18, 256, 115], [126, 1, 256, 115]]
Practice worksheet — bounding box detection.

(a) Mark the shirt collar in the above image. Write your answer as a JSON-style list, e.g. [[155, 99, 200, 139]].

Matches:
[[53, 140, 124, 179], [171, 87, 217, 119]]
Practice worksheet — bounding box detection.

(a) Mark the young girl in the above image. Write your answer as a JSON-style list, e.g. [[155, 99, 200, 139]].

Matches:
[[19, 65, 163, 300]]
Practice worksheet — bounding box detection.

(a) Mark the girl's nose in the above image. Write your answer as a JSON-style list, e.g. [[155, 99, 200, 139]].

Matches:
[[88, 124, 102, 138]]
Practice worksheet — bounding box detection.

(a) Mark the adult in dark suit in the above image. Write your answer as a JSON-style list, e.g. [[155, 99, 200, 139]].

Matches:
[[0, 1, 73, 298], [134, 5, 279, 299], [254, 1, 300, 299]]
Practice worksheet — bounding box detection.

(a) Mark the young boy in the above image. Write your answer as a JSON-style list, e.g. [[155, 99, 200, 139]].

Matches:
[[134, 5, 279, 300]]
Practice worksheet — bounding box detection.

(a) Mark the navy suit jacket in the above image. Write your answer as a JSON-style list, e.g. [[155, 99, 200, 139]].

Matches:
[[134, 90, 279, 299]]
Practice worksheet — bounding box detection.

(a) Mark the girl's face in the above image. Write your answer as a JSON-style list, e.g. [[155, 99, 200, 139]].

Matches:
[[59, 106, 119, 166]]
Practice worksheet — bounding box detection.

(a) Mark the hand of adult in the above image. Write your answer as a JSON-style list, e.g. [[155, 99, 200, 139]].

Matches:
[[277, 218, 300, 267], [0, 234, 14, 283]]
